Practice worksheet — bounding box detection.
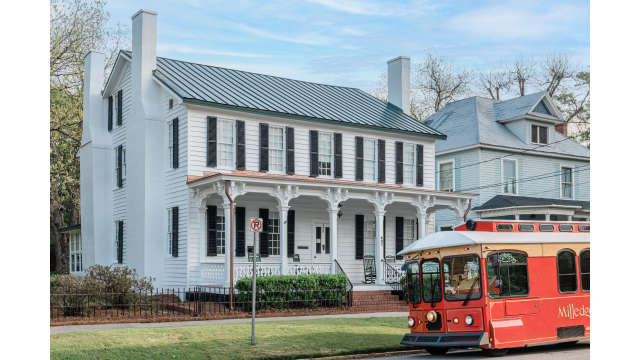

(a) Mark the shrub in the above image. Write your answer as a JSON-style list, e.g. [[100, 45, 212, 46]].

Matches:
[[235, 274, 349, 311], [82, 265, 153, 294]]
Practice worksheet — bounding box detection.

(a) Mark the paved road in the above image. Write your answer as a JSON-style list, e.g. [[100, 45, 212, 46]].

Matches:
[[359, 342, 589, 360]]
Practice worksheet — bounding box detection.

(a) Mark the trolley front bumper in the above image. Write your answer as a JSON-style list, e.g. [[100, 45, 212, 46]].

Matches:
[[401, 332, 489, 347]]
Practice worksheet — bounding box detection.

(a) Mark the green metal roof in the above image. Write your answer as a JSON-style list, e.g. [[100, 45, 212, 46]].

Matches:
[[121, 51, 445, 139]]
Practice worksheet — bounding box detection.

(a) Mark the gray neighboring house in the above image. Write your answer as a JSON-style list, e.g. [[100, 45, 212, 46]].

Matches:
[[425, 91, 590, 230]]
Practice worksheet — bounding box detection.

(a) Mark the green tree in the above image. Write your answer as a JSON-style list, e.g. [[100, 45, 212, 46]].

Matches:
[[50, 0, 124, 272]]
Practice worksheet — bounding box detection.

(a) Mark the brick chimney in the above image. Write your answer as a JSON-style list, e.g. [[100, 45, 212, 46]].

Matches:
[[555, 122, 568, 136], [387, 56, 410, 114]]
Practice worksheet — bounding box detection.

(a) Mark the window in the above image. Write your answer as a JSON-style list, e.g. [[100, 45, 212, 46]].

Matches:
[[558, 224, 574, 232], [115, 221, 124, 264], [502, 159, 516, 194], [442, 255, 481, 301], [422, 259, 442, 303], [364, 220, 376, 256], [403, 144, 416, 185], [578, 225, 590, 232], [518, 224, 534, 232], [438, 161, 453, 191], [268, 212, 280, 255], [561, 167, 573, 198], [218, 120, 235, 169], [69, 232, 82, 273], [114, 146, 126, 188], [167, 209, 173, 255], [169, 98, 173, 110], [539, 224, 555, 232], [168, 122, 174, 168], [216, 210, 226, 255], [440, 226, 453, 232], [318, 132, 333, 176], [579, 249, 590, 292], [531, 125, 548, 144], [557, 250, 578, 293], [403, 219, 417, 248], [406, 262, 421, 304], [496, 223, 514, 231], [486, 251, 529, 298], [268, 126, 285, 173], [363, 138, 377, 182]]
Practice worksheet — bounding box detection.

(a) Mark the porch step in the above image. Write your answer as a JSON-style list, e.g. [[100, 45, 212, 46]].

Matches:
[[350, 290, 407, 312]]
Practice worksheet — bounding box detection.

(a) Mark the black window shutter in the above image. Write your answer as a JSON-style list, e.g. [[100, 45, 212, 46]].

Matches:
[[416, 144, 424, 187], [259, 208, 269, 257], [206, 117, 217, 167], [235, 207, 245, 257], [116, 90, 123, 126], [171, 207, 179, 257], [378, 139, 386, 183], [355, 214, 364, 260], [259, 123, 269, 172], [117, 220, 123, 264], [334, 133, 342, 178], [309, 130, 319, 177], [355, 136, 364, 181], [286, 127, 295, 175], [172, 118, 179, 168], [395, 141, 403, 184], [395, 217, 404, 260], [287, 210, 295, 257], [325, 224, 330, 254], [207, 206, 217, 256], [108, 96, 113, 132], [236, 120, 245, 170], [117, 145, 123, 188]]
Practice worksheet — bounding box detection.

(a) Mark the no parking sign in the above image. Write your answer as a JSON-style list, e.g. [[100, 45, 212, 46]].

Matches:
[[250, 218, 263, 232]]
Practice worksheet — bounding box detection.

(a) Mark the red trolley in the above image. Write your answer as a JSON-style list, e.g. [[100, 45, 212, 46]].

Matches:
[[399, 220, 590, 356]]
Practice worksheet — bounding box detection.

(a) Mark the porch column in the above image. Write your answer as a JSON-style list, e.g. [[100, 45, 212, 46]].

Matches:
[[279, 205, 290, 276], [223, 200, 231, 287], [375, 208, 385, 285], [199, 205, 207, 264], [416, 208, 427, 240], [328, 207, 339, 274], [545, 213, 550, 221]]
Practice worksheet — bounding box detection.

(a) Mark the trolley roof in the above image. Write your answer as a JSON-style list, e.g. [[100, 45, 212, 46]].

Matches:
[[397, 231, 590, 256]]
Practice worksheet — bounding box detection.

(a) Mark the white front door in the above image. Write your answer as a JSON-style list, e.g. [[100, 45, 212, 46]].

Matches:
[[311, 222, 331, 263]]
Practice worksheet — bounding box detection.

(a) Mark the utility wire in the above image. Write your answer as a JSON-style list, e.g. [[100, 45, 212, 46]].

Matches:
[[525, 179, 591, 198]]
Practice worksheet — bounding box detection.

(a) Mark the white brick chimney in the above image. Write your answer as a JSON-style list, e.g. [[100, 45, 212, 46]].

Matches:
[[131, 9, 159, 117], [81, 51, 106, 146], [387, 56, 411, 114]]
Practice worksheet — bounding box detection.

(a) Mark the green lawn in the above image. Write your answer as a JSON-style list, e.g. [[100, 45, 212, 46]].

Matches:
[[51, 317, 410, 360]]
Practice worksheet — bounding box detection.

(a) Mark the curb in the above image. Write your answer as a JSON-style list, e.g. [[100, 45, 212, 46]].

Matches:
[[299, 349, 423, 360]]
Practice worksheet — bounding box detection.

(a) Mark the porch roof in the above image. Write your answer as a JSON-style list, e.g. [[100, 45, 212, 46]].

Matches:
[[186, 170, 477, 198]]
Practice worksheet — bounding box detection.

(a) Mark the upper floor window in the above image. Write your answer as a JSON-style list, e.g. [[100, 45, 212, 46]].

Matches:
[[402, 143, 416, 185], [363, 138, 377, 182], [557, 249, 577, 293], [502, 159, 517, 194], [114, 145, 126, 188], [531, 125, 548, 144], [168, 118, 180, 169], [561, 167, 573, 198], [438, 160, 454, 191], [169, 98, 173, 110], [218, 119, 235, 169], [318, 132, 333, 176], [268, 126, 285, 173]]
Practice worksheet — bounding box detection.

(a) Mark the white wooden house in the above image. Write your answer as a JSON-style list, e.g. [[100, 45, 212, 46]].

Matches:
[[78, 9, 475, 289]]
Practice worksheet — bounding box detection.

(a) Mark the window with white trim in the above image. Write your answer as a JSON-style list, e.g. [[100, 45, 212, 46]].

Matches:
[[561, 167, 573, 198], [268, 211, 280, 255], [268, 126, 285, 173], [218, 119, 235, 169], [364, 220, 376, 256], [318, 132, 333, 176], [403, 219, 416, 248], [69, 232, 82, 273], [502, 159, 517, 194], [439, 161, 454, 191], [403, 143, 415, 185], [363, 138, 377, 182], [216, 209, 226, 255], [531, 125, 548, 144], [168, 122, 174, 168], [114, 146, 126, 187]]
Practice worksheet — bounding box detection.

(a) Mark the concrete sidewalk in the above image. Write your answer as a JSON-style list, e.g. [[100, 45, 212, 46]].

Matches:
[[51, 311, 408, 335]]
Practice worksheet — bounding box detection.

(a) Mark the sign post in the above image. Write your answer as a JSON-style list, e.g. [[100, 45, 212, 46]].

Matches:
[[249, 217, 263, 345]]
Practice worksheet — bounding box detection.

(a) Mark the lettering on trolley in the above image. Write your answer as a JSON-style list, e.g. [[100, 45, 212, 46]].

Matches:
[[557, 304, 590, 319]]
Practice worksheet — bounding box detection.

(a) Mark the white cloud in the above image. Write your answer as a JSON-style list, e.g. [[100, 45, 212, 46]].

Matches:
[[231, 22, 333, 46], [157, 44, 271, 58]]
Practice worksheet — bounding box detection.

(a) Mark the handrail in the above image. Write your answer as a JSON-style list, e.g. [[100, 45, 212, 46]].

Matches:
[[382, 259, 403, 284], [334, 260, 353, 307]]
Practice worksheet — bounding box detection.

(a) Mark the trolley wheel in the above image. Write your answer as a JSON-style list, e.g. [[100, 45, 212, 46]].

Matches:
[[481, 348, 509, 357], [425, 347, 449, 356]]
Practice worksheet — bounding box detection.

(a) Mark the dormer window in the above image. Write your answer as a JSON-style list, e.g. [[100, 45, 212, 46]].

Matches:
[[531, 125, 548, 144]]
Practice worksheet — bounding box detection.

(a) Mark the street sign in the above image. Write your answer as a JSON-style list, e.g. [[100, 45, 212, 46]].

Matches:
[[250, 217, 263, 232]]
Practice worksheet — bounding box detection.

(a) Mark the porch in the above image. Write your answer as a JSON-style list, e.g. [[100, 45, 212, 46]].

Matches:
[[188, 170, 475, 287]]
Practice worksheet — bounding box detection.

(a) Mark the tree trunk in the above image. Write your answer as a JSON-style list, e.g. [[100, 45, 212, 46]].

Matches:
[[51, 187, 68, 274]]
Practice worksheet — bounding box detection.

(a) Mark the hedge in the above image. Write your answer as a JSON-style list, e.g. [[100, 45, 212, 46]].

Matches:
[[235, 274, 349, 311]]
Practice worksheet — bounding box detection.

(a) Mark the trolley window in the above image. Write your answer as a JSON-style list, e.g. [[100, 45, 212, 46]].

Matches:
[[578, 225, 590, 232], [422, 259, 442, 303], [406, 262, 421, 304], [496, 223, 513, 231], [486, 251, 529, 298], [580, 249, 590, 292], [557, 250, 578, 293], [558, 224, 574, 232], [539, 224, 555, 232], [442, 255, 481, 301], [518, 224, 534, 232]]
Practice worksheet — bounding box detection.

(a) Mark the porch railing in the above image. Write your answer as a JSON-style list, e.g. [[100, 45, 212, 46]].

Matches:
[[201, 262, 333, 284], [334, 260, 353, 307]]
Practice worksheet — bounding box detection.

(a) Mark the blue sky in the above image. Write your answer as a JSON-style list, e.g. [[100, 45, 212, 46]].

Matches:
[[105, 0, 589, 91]]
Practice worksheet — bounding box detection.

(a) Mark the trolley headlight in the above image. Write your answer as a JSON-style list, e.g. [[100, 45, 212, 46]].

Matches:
[[465, 315, 474, 325], [426, 310, 438, 323], [408, 317, 416, 327]]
